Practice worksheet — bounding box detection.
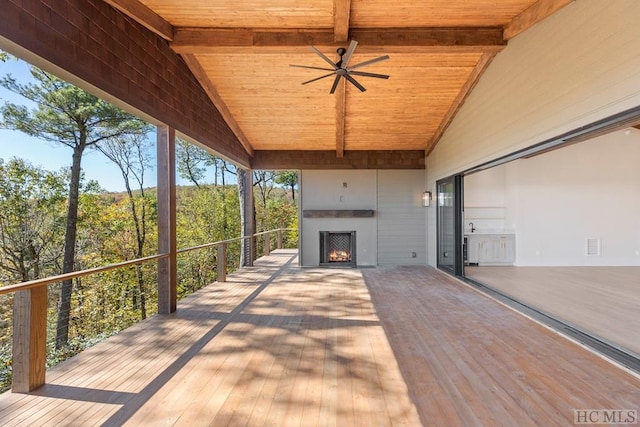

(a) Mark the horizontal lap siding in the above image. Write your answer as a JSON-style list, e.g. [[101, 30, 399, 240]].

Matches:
[[427, 0, 640, 180], [426, 0, 640, 266], [377, 170, 426, 265], [0, 0, 249, 166]]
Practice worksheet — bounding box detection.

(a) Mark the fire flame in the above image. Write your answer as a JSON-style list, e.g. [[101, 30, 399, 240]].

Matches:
[[328, 250, 351, 262]]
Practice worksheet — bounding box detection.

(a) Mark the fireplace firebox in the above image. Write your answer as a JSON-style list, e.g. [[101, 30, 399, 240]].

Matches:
[[319, 231, 356, 267]]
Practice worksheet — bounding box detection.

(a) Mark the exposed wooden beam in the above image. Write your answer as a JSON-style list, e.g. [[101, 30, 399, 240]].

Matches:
[[103, 0, 174, 41], [180, 54, 254, 157], [426, 52, 497, 155], [336, 79, 346, 158], [334, 0, 351, 43], [171, 27, 506, 53], [251, 150, 425, 170], [504, 0, 574, 40]]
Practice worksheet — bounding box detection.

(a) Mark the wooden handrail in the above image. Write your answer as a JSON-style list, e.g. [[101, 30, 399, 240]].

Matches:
[[0, 253, 170, 296], [176, 235, 252, 255], [4, 226, 293, 392], [0, 228, 293, 295]]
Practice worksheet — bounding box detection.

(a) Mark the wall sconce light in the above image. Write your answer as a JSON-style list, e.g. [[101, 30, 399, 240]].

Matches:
[[422, 191, 432, 207]]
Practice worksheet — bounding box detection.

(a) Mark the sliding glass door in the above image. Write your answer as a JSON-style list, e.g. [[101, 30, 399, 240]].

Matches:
[[437, 175, 463, 276]]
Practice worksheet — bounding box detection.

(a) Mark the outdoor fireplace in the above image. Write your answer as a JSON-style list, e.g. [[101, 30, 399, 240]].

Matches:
[[319, 231, 356, 267]]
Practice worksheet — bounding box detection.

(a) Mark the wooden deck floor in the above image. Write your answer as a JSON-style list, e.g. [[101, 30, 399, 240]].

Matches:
[[0, 250, 638, 426]]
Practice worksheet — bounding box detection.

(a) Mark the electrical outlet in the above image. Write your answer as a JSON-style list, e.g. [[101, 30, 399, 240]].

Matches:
[[411, 252, 417, 258]]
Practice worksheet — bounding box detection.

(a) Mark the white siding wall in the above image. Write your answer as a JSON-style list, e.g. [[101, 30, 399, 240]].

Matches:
[[377, 170, 426, 265], [299, 169, 426, 266], [300, 170, 378, 266], [427, 0, 640, 265]]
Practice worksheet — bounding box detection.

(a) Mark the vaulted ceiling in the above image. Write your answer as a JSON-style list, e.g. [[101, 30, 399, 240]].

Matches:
[[104, 0, 573, 162]]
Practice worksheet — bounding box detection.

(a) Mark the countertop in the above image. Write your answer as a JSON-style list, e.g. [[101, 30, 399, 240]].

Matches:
[[464, 230, 515, 236]]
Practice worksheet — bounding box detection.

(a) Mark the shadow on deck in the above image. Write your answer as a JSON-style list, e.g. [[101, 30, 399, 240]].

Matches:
[[0, 249, 638, 426]]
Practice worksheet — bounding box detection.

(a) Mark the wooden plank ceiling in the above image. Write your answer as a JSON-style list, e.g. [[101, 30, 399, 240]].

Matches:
[[105, 0, 573, 165]]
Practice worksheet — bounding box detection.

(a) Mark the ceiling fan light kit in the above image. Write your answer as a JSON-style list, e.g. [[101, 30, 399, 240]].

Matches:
[[290, 40, 390, 94]]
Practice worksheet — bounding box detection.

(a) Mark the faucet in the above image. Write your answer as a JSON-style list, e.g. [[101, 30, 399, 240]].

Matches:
[[469, 222, 476, 233]]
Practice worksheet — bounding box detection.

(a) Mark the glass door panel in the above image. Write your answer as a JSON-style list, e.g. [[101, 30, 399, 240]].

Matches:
[[437, 175, 463, 275]]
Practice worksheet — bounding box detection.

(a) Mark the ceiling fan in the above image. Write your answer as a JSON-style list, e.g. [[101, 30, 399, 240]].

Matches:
[[290, 40, 390, 94]]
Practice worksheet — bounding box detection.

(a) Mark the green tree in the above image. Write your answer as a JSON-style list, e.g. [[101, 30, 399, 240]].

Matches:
[[176, 139, 213, 187], [275, 171, 298, 202], [176, 185, 239, 295], [176, 139, 237, 187], [0, 66, 147, 349], [97, 132, 154, 319], [0, 158, 67, 283], [253, 170, 277, 217]]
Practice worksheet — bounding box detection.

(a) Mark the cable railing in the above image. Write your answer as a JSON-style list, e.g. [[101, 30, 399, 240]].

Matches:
[[0, 227, 295, 393]]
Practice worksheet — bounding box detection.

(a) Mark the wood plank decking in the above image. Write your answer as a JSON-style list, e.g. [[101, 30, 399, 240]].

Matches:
[[0, 249, 638, 426]]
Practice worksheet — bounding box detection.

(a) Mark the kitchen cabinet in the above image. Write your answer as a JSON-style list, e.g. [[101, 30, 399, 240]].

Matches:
[[466, 234, 515, 265]]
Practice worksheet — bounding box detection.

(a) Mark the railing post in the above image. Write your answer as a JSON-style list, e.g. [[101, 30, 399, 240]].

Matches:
[[264, 233, 271, 256], [277, 229, 283, 249], [250, 235, 257, 263], [12, 286, 47, 392], [217, 242, 227, 282]]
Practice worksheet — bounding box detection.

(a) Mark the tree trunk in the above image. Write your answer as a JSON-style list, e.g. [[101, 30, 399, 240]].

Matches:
[[55, 144, 84, 350], [124, 177, 147, 320]]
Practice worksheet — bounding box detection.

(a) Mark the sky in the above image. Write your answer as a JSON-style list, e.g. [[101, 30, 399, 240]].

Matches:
[[0, 57, 228, 192]]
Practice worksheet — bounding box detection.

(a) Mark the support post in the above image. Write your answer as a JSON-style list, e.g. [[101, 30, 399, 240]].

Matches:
[[12, 286, 47, 392], [277, 229, 283, 249], [217, 242, 227, 282], [264, 233, 271, 256], [239, 168, 255, 267], [157, 125, 177, 314]]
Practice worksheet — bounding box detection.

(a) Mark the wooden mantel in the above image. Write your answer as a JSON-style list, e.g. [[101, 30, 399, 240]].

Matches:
[[303, 210, 375, 218]]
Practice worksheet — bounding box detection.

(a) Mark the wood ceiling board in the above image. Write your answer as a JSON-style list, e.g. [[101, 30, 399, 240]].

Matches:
[[138, 0, 334, 28], [344, 59, 476, 150], [350, 0, 539, 28], [196, 52, 335, 151]]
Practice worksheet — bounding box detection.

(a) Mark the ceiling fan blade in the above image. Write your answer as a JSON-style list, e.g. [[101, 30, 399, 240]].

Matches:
[[309, 46, 338, 69], [344, 74, 366, 92], [290, 64, 336, 72], [349, 70, 390, 79], [329, 75, 342, 94], [341, 40, 358, 69], [302, 72, 337, 85], [348, 55, 390, 71]]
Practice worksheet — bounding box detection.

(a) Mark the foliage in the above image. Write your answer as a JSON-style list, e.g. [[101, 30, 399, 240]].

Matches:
[[0, 64, 148, 349], [176, 184, 241, 297], [176, 138, 237, 187], [0, 65, 298, 392], [274, 171, 298, 202], [0, 159, 67, 284]]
